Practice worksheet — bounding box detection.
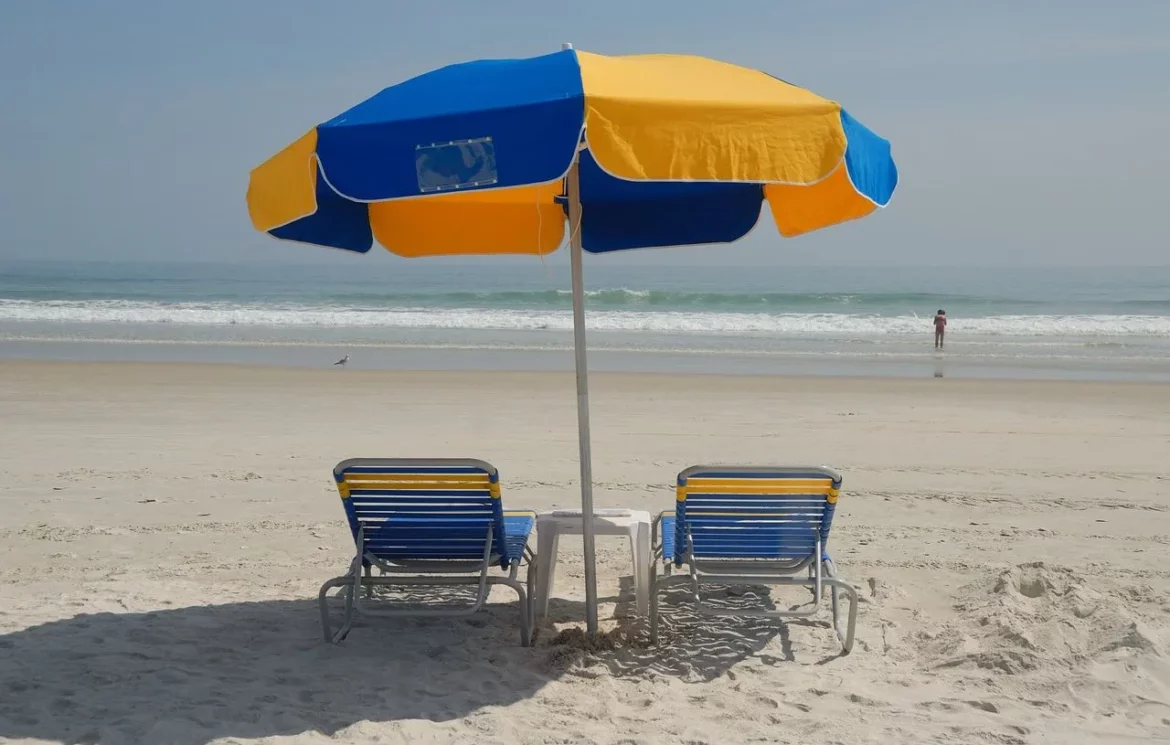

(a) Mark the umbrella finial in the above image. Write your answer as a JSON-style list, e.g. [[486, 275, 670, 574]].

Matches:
[[562, 43, 573, 50]]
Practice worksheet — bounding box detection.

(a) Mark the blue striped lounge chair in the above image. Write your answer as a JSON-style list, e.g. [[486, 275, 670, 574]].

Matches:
[[317, 458, 539, 646], [651, 465, 858, 653]]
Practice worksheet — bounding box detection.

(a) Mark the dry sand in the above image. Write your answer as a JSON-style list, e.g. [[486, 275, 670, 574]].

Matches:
[[1, 360, 1168, 744]]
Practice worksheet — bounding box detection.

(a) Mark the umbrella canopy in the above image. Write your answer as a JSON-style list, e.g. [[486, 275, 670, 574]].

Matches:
[[247, 47, 897, 634], [248, 48, 896, 255]]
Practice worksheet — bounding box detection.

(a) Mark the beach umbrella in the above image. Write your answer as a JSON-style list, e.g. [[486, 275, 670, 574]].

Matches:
[[246, 45, 898, 634]]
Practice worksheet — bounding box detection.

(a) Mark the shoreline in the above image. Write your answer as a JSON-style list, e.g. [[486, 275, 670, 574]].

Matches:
[[3, 356, 1169, 391], [4, 336, 1169, 383]]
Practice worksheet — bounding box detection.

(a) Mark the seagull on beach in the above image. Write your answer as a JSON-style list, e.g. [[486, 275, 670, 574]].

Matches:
[[333, 354, 349, 367]]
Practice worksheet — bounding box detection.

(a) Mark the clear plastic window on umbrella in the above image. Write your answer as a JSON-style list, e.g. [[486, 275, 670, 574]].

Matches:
[[414, 137, 498, 193]]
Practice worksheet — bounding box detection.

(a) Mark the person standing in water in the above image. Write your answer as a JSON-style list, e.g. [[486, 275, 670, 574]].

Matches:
[[934, 309, 947, 349]]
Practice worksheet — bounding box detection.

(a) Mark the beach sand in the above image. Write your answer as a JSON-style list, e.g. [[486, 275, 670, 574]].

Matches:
[[1, 360, 1168, 744]]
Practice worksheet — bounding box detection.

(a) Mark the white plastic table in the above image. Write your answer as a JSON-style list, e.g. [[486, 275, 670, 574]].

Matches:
[[534, 508, 652, 619]]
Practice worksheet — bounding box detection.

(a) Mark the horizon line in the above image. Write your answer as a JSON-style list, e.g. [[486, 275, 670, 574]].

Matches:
[[3, 257, 1170, 271]]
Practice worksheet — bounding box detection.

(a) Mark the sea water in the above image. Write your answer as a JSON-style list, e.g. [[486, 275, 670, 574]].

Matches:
[[1, 259, 1168, 381]]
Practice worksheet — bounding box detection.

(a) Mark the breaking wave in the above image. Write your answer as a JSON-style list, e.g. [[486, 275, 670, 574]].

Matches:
[[2, 299, 1168, 337]]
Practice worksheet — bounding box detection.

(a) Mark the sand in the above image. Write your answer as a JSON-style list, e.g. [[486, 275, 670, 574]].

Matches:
[[1, 360, 1168, 744]]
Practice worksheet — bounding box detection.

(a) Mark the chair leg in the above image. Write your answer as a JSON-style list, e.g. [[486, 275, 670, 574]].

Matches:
[[331, 568, 362, 643], [825, 560, 840, 625], [318, 578, 337, 643], [823, 559, 858, 654], [363, 562, 374, 599], [812, 539, 823, 604], [494, 564, 533, 648], [516, 578, 533, 648], [318, 572, 357, 644]]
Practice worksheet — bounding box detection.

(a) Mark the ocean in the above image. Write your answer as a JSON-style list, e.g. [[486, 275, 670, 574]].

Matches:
[[1, 259, 1168, 381]]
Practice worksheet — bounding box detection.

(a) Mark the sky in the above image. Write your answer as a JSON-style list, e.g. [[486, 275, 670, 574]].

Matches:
[[0, 0, 1167, 268]]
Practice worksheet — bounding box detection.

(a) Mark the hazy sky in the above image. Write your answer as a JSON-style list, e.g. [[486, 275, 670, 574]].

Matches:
[[1, 0, 1167, 268]]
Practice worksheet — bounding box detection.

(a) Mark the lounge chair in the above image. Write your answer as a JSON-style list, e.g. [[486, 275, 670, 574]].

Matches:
[[650, 465, 858, 653], [318, 458, 538, 646]]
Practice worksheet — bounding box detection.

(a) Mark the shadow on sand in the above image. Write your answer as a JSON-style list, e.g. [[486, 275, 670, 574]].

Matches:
[[0, 580, 842, 744], [544, 577, 844, 681]]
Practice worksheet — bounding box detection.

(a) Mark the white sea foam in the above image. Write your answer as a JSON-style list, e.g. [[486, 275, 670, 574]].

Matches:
[[1, 299, 1168, 337]]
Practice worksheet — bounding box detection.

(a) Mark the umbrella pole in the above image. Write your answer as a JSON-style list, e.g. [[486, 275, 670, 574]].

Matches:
[[566, 152, 600, 635]]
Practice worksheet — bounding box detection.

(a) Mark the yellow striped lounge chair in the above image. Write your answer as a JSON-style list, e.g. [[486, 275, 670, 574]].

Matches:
[[318, 458, 538, 646], [651, 465, 858, 653]]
